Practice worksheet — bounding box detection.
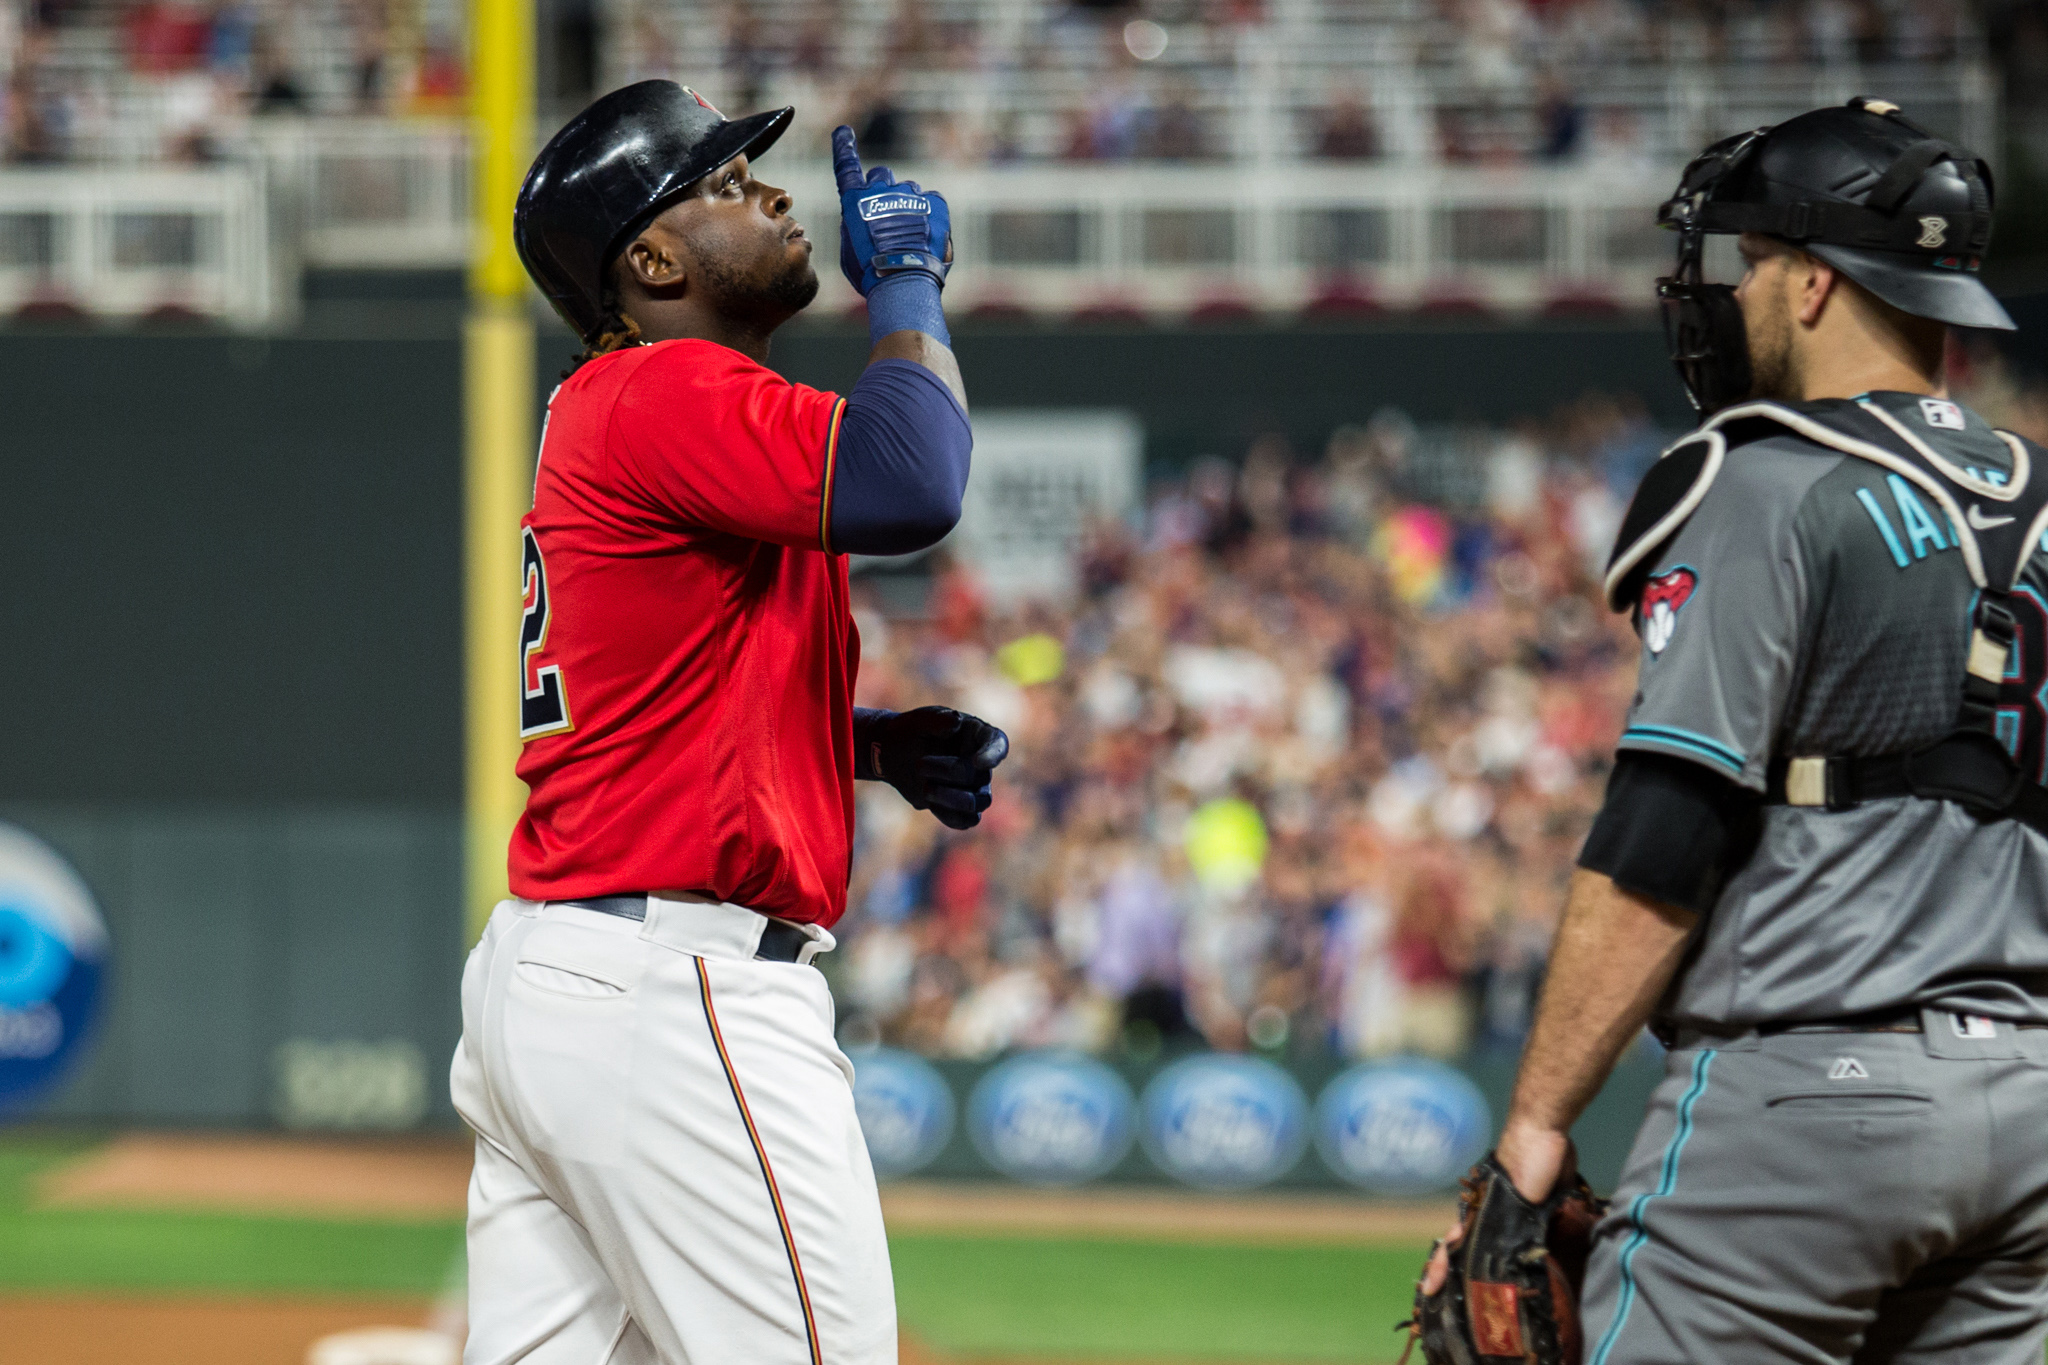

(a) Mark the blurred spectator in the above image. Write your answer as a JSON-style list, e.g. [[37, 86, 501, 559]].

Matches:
[[721, 2, 766, 110], [126, 0, 210, 73], [250, 34, 305, 112], [790, 3, 836, 77], [1535, 76, 1583, 159], [205, 0, 254, 81], [350, 4, 387, 111], [5, 74, 65, 162], [411, 33, 465, 113], [1314, 91, 1380, 160], [1142, 85, 1206, 160], [849, 75, 911, 160]]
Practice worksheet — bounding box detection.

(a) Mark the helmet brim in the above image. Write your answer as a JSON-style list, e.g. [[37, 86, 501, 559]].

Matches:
[[1806, 241, 2016, 331], [598, 105, 795, 273]]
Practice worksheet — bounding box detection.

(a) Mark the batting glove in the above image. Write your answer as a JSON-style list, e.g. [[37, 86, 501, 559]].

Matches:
[[831, 125, 952, 298], [859, 706, 1008, 830]]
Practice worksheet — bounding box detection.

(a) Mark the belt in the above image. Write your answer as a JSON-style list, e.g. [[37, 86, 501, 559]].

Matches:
[[1754, 1008, 2048, 1036], [560, 896, 822, 964]]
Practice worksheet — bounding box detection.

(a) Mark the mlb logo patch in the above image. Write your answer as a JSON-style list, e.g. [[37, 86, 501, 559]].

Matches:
[[1640, 566, 1697, 655], [681, 86, 724, 116], [1919, 398, 1966, 431]]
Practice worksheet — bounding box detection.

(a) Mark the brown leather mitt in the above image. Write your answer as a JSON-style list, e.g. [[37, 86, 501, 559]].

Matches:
[[1401, 1152, 1607, 1365]]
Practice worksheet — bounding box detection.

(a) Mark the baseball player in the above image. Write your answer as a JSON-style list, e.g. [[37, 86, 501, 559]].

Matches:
[[1415, 100, 2048, 1364], [448, 81, 1008, 1365]]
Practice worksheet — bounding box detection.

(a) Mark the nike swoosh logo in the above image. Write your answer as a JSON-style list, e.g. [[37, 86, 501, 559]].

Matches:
[[1968, 505, 2016, 530]]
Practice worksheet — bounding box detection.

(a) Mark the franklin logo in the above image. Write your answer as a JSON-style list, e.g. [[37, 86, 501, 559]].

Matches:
[[1828, 1057, 1870, 1080], [1917, 216, 1949, 249], [1919, 398, 1966, 431], [1641, 566, 1698, 655], [859, 194, 930, 221]]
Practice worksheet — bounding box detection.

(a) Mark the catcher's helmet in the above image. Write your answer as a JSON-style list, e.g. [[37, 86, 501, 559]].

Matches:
[[515, 80, 793, 344], [1656, 97, 2011, 411]]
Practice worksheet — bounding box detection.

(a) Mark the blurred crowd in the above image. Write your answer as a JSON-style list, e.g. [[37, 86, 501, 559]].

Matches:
[[3, 0, 2007, 166], [830, 346, 2048, 1067], [625, 0, 1990, 167], [830, 391, 1664, 1065], [2, 0, 463, 162]]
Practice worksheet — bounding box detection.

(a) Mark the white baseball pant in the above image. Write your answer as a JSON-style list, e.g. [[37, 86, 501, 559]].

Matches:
[[449, 895, 896, 1365]]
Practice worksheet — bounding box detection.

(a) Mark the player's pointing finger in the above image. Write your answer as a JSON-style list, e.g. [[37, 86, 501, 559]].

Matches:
[[831, 125, 864, 193]]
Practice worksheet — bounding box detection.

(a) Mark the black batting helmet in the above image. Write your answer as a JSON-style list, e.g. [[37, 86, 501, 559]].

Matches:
[[515, 80, 793, 344]]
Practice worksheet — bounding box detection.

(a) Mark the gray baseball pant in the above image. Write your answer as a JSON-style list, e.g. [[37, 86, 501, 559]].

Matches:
[[1580, 1013, 2048, 1364]]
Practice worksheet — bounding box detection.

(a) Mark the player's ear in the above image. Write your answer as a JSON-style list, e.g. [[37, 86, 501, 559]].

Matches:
[[619, 231, 686, 294], [1794, 250, 1834, 327]]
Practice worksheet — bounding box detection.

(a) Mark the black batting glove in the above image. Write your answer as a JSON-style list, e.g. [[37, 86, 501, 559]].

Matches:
[[855, 706, 1009, 830]]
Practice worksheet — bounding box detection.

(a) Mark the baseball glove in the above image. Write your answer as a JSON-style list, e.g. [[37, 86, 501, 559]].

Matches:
[[1400, 1153, 1607, 1365]]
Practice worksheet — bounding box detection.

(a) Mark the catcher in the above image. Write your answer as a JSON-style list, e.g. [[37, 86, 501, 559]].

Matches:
[[1412, 99, 2048, 1365]]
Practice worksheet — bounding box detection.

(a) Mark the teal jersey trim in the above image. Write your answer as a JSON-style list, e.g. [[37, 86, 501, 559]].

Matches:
[[1589, 1049, 1717, 1365], [1619, 725, 1746, 778]]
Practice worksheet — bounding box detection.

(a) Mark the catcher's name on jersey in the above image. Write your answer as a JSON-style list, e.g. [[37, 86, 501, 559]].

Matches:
[[1612, 391, 2048, 1029], [511, 338, 860, 926]]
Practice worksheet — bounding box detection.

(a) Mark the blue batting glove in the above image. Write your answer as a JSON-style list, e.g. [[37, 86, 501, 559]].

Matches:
[[831, 125, 952, 298]]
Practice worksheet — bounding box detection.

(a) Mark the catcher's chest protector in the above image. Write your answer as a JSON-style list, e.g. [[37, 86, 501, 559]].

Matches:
[[1608, 398, 2048, 612], [1607, 398, 2048, 822]]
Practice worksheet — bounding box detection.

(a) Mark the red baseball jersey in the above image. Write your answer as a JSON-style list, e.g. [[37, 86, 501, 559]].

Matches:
[[509, 338, 858, 925]]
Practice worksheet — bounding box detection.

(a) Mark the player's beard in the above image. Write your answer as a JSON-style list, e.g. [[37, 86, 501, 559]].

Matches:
[[699, 250, 820, 320], [1742, 273, 1797, 402]]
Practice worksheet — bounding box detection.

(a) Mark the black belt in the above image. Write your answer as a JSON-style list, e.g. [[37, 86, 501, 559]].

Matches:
[[559, 897, 817, 963], [1659, 1008, 2048, 1046], [1755, 1008, 2048, 1036], [1765, 732, 2048, 837], [1756, 1007, 1928, 1035]]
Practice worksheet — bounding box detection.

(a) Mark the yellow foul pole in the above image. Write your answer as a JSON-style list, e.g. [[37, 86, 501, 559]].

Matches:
[[465, 0, 534, 940]]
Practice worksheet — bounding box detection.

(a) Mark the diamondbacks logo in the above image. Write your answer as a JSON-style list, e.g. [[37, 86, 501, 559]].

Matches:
[[1917, 216, 1949, 248], [1641, 566, 1698, 655]]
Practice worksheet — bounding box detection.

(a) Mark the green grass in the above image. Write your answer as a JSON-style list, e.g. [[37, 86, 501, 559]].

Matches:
[[0, 1132, 462, 1296], [891, 1235, 1417, 1362], [0, 1132, 1419, 1360]]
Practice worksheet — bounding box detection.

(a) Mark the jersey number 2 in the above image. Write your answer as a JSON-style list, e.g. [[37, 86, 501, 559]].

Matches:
[[520, 528, 573, 739]]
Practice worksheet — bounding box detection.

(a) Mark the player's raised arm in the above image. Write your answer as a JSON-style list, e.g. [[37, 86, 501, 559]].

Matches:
[[818, 125, 973, 559], [832, 125, 965, 406]]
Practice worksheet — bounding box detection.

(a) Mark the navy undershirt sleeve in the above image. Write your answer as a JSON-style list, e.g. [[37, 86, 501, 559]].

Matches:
[[829, 359, 971, 557]]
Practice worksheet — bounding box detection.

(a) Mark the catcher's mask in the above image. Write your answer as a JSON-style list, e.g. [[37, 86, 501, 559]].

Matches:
[[1655, 97, 2012, 415]]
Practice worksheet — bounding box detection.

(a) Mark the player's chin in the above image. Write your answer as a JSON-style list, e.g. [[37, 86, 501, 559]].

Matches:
[[769, 259, 821, 313]]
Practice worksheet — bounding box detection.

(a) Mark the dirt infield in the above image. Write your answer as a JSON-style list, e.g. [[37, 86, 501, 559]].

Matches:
[[37, 1133, 1452, 1246], [0, 1294, 440, 1365], [37, 1134, 473, 1220], [0, 1301, 1299, 1365]]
